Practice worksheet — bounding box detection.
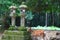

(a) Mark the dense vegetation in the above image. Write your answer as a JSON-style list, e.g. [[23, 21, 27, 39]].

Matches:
[[0, 0, 60, 27]]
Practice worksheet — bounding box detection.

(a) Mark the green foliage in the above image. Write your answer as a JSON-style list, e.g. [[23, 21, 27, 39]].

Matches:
[[0, 0, 60, 12], [26, 0, 39, 11], [25, 11, 33, 20], [0, 0, 60, 27], [8, 26, 27, 31], [18, 27, 27, 31], [8, 26, 16, 30]]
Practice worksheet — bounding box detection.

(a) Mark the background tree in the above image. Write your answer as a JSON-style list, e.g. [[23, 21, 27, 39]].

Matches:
[[0, 0, 60, 27]]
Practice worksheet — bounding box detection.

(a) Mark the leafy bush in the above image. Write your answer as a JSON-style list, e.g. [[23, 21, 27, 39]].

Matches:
[[8, 26, 16, 30], [18, 26, 27, 31]]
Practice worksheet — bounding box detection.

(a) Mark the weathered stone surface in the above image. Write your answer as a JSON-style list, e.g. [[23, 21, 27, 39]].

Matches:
[[31, 30, 60, 40]]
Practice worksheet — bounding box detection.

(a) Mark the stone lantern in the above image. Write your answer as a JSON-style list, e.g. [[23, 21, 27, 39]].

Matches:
[[9, 5, 16, 26], [19, 2, 28, 27]]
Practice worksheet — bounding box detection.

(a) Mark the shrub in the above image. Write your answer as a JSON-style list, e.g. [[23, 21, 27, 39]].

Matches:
[[18, 26, 27, 31], [8, 26, 16, 30]]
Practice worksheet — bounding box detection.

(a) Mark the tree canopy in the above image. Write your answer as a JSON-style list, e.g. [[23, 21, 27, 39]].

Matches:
[[0, 0, 60, 27], [0, 0, 60, 12]]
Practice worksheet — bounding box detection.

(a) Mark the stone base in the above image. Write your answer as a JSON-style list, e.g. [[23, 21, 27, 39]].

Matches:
[[2, 30, 30, 40]]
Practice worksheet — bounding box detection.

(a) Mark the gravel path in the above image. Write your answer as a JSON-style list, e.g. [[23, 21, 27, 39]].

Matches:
[[0, 33, 4, 40]]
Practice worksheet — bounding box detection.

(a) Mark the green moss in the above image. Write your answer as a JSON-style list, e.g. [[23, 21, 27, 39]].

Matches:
[[4, 30, 24, 35], [2, 29, 32, 40], [18, 26, 27, 31], [8, 25, 18, 30]]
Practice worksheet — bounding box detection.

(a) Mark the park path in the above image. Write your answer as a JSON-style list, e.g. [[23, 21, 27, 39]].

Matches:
[[0, 33, 4, 40], [0, 33, 2, 40]]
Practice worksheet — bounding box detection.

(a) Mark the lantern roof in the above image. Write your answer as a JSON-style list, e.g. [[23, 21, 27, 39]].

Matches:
[[19, 2, 27, 8], [9, 5, 16, 9]]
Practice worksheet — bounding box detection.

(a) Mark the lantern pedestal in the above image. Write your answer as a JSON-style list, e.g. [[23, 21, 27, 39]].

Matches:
[[11, 17, 15, 26]]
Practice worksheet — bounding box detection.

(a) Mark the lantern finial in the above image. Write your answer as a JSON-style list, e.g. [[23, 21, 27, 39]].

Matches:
[[19, 2, 27, 8]]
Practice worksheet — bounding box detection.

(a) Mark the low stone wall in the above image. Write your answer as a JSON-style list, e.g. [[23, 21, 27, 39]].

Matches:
[[2, 30, 31, 40], [44, 30, 60, 40], [31, 30, 60, 40]]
